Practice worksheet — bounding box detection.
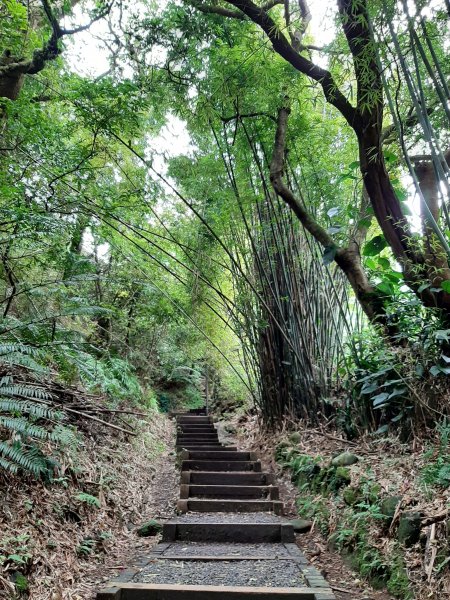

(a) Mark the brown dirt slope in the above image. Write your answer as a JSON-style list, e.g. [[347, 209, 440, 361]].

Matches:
[[231, 414, 450, 600], [0, 412, 178, 599]]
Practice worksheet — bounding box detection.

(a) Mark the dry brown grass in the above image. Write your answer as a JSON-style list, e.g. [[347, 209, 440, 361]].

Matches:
[[0, 411, 177, 599], [231, 413, 450, 600]]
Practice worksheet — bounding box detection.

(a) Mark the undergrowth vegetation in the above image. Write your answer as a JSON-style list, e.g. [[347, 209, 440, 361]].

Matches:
[[274, 424, 450, 599], [0, 403, 172, 598]]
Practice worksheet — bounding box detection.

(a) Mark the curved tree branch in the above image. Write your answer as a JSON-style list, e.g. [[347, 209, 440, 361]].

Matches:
[[270, 101, 388, 327], [190, 0, 282, 20], [0, 0, 112, 100], [220, 0, 360, 130]]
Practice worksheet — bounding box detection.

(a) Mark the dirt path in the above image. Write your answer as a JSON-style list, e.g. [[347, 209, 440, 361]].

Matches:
[[83, 421, 180, 599]]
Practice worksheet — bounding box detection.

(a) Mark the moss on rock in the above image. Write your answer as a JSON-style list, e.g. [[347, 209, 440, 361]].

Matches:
[[136, 519, 163, 537]]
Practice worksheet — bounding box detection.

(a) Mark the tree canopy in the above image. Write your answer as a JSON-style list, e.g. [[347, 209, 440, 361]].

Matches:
[[1, 0, 450, 442]]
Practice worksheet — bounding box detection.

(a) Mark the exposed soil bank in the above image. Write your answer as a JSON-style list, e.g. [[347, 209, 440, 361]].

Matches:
[[0, 412, 178, 600]]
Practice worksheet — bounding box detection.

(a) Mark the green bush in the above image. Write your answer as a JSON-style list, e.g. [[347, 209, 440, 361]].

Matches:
[[421, 419, 450, 490]]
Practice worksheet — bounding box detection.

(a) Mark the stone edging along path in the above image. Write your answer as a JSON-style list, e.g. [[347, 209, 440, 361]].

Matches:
[[96, 412, 335, 600]]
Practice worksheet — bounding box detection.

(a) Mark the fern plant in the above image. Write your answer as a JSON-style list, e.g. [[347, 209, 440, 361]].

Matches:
[[74, 492, 101, 508], [0, 353, 77, 479]]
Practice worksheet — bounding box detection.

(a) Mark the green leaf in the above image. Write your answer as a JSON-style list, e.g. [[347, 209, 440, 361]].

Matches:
[[415, 363, 425, 377], [384, 271, 403, 283], [356, 367, 393, 383], [384, 150, 397, 163], [327, 207, 339, 218], [441, 281, 450, 293], [388, 387, 407, 399], [358, 217, 372, 229], [391, 412, 405, 423], [430, 365, 450, 376], [372, 392, 389, 406], [435, 330, 450, 342], [7, 554, 26, 564], [375, 424, 389, 434], [363, 235, 388, 257], [361, 382, 378, 394], [377, 258, 390, 269], [337, 172, 357, 183], [376, 281, 394, 296]]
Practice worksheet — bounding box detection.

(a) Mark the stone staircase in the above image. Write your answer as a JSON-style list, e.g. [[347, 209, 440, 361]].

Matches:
[[96, 411, 335, 600]]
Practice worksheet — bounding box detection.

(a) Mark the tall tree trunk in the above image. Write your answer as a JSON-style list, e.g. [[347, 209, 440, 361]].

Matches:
[[63, 213, 89, 281]]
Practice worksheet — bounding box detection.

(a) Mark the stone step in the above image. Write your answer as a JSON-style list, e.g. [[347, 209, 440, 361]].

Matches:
[[176, 446, 238, 452], [177, 441, 220, 447], [177, 429, 218, 433], [177, 433, 219, 439], [181, 471, 275, 486], [176, 438, 223, 448], [177, 498, 283, 514], [177, 417, 212, 423], [181, 460, 261, 472], [178, 431, 217, 437], [162, 521, 295, 543], [177, 440, 225, 450], [178, 421, 216, 426], [177, 427, 217, 435], [177, 439, 220, 445], [182, 451, 255, 461], [97, 582, 333, 599], [177, 432, 218, 437], [180, 484, 279, 499], [177, 443, 220, 448]]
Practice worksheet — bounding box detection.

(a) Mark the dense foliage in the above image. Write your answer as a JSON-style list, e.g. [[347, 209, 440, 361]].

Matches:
[[1, 0, 450, 478]]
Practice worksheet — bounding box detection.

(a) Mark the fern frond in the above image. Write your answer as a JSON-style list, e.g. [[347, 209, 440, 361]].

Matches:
[[51, 424, 78, 446], [0, 442, 52, 477], [0, 343, 40, 357], [63, 306, 112, 317], [75, 492, 100, 507], [0, 455, 19, 474], [3, 353, 48, 373], [0, 399, 64, 421], [0, 384, 51, 401], [0, 416, 52, 440]]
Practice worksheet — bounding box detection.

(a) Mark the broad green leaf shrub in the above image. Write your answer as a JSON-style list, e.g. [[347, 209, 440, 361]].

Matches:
[[344, 310, 450, 434], [421, 420, 450, 490]]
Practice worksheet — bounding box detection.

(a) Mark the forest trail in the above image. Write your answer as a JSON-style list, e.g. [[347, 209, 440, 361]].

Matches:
[[96, 411, 335, 599]]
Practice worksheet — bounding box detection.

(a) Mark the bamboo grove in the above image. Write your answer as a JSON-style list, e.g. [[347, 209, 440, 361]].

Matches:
[[0, 0, 449, 438]]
